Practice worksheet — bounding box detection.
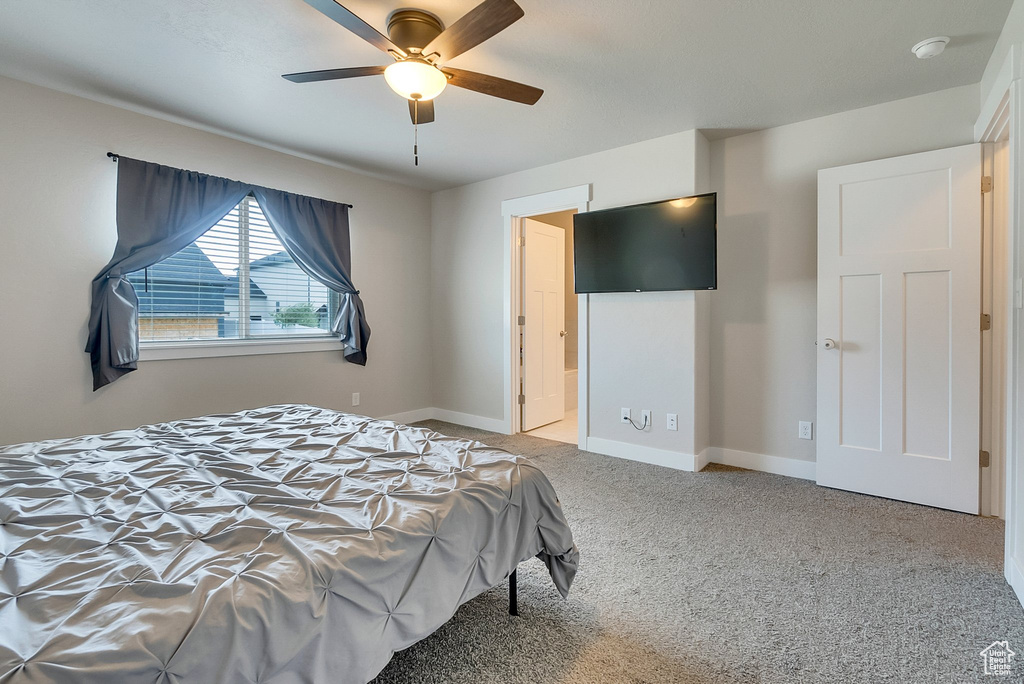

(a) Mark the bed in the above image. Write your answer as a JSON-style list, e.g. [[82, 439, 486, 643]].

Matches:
[[0, 404, 578, 683]]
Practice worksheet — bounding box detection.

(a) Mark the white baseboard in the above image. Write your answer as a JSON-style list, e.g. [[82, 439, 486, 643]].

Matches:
[[585, 436, 696, 471], [379, 410, 816, 483], [379, 408, 437, 424], [579, 440, 815, 482], [381, 407, 510, 434], [694, 447, 712, 471], [701, 446, 816, 481], [1008, 555, 1024, 609], [430, 408, 510, 434]]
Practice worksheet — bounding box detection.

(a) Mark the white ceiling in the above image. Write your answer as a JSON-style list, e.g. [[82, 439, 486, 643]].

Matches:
[[0, 0, 1012, 190]]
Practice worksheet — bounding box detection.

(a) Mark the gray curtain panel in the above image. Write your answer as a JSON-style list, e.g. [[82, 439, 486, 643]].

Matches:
[[86, 157, 367, 390], [253, 188, 370, 365], [85, 158, 249, 390]]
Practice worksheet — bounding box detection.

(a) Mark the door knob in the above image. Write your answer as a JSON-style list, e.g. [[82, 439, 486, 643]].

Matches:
[[559, 330, 568, 337], [823, 338, 837, 350]]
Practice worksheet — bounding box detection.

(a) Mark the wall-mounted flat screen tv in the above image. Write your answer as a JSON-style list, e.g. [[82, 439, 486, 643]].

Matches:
[[573, 193, 717, 293]]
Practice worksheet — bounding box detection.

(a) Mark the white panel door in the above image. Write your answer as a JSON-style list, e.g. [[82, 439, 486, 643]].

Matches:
[[522, 218, 565, 431], [817, 144, 982, 513]]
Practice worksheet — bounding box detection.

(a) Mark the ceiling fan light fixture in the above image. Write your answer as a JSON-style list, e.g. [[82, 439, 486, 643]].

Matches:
[[384, 59, 447, 101]]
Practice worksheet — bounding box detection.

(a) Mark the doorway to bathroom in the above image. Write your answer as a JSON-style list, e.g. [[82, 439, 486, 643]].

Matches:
[[520, 209, 578, 444]]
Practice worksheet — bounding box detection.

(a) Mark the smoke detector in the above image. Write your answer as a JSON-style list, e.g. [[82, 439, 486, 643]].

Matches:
[[912, 36, 949, 59]]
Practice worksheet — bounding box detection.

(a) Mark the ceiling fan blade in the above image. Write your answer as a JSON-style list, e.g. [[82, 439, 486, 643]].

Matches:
[[423, 0, 524, 63], [443, 67, 543, 105], [303, 0, 405, 57], [283, 65, 386, 83], [409, 99, 436, 124]]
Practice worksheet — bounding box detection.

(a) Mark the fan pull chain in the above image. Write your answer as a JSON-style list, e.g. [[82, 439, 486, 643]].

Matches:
[[413, 100, 419, 167]]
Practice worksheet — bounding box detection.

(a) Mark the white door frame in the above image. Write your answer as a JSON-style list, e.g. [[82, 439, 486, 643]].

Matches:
[[501, 185, 591, 446], [521, 217, 567, 431], [975, 45, 1022, 602], [981, 140, 1008, 518]]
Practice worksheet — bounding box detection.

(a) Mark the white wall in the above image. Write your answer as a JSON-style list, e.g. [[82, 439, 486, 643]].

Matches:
[[982, 0, 1024, 111], [693, 136, 712, 456], [0, 76, 433, 445], [431, 130, 709, 460], [708, 84, 979, 464], [978, 0, 1024, 604]]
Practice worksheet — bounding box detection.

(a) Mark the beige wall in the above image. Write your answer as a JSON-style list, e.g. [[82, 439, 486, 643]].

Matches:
[[532, 209, 577, 370], [0, 76, 433, 445], [707, 84, 979, 463], [0, 71, 986, 471], [431, 130, 709, 456]]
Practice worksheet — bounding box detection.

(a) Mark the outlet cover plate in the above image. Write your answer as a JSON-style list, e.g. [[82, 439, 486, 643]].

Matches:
[[352, 392, 361, 407], [798, 421, 813, 440], [667, 413, 678, 431], [621, 408, 631, 424]]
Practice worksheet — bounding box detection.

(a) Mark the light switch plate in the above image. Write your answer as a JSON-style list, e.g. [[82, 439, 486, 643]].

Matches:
[[352, 392, 360, 407]]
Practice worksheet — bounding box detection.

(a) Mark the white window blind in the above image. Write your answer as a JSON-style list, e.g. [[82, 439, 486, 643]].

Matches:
[[129, 195, 338, 343]]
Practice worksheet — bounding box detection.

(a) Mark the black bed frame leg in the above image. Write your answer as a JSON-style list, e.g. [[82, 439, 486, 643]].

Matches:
[[508, 568, 519, 616]]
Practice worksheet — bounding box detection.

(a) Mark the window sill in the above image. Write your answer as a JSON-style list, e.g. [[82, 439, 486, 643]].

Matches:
[[139, 336, 340, 361]]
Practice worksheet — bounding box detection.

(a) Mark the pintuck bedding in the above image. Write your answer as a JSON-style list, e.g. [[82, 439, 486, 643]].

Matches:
[[0, 404, 578, 683]]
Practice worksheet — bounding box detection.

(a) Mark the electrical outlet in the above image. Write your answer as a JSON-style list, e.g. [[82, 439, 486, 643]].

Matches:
[[667, 413, 678, 431], [798, 421, 813, 440], [641, 410, 652, 429], [621, 407, 631, 424], [352, 392, 360, 407]]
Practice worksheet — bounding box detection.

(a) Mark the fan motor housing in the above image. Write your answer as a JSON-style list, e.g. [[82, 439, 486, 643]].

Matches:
[[387, 9, 445, 52]]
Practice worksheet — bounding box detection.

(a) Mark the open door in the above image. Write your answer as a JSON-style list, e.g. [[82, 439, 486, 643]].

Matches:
[[521, 217, 565, 431], [816, 144, 982, 513]]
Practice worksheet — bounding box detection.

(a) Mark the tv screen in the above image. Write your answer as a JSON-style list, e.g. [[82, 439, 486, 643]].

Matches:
[[573, 193, 717, 293]]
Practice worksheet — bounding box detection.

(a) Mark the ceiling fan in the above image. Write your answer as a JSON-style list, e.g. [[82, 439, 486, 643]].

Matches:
[[284, 0, 544, 129]]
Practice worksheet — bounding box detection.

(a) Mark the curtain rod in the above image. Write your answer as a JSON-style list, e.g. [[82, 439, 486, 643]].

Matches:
[[105, 152, 354, 209]]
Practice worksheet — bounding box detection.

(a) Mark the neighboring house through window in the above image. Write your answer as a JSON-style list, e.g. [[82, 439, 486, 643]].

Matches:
[[128, 195, 337, 343]]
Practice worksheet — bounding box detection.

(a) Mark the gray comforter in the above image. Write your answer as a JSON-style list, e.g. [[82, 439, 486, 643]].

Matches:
[[0, 404, 578, 683]]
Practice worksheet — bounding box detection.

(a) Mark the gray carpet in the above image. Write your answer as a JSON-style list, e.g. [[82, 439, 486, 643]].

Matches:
[[371, 422, 1024, 683]]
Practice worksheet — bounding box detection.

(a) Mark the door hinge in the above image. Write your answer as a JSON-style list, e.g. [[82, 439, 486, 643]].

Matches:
[[518, 236, 525, 246], [982, 175, 993, 194], [517, 315, 525, 325], [517, 394, 525, 405], [981, 313, 992, 331], [980, 450, 991, 468]]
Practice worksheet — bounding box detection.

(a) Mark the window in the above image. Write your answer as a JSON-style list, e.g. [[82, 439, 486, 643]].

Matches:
[[129, 196, 338, 343]]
